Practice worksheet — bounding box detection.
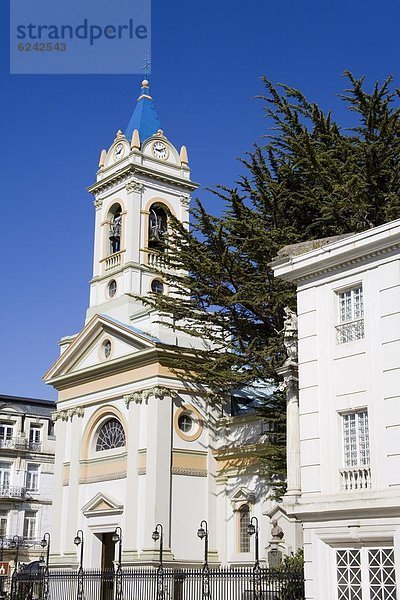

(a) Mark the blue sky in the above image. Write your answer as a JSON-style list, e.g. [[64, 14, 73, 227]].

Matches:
[[1, 0, 399, 400]]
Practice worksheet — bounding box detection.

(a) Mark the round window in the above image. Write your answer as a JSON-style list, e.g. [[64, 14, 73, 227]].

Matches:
[[178, 413, 193, 433], [102, 340, 112, 359], [108, 280, 117, 298], [151, 279, 164, 294]]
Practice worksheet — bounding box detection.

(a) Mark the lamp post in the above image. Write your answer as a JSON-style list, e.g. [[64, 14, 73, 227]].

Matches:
[[247, 517, 261, 600], [112, 527, 123, 600], [197, 521, 208, 568], [74, 530, 84, 600], [247, 517, 259, 567], [197, 520, 210, 599], [10, 535, 21, 600], [0, 537, 4, 599], [40, 532, 51, 600], [152, 524, 164, 600]]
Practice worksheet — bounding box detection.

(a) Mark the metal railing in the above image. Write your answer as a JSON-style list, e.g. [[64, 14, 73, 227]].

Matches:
[[12, 566, 305, 600], [0, 486, 26, 499], [336, 319, 364, 344], [0, 438, 41, 452]]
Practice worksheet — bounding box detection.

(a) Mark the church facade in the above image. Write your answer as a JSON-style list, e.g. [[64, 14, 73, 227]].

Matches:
[[44, 81, 290, 569]]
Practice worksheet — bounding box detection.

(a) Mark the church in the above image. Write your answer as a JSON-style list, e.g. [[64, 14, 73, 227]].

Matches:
[[43, 80, 296, 569]]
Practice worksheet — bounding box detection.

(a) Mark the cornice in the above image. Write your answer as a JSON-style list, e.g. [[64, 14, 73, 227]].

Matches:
[[87, 164, 199, 196], [46, 346, 182, 391], [273, 223, 400, 284]]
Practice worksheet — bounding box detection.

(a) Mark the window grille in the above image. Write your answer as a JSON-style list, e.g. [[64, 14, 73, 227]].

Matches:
[[96, 418, 126, 451], [336, 286, 364, 343], [343, 411, 370, 467], [336, 548, 396, 600], [238, 505, 250, 553]]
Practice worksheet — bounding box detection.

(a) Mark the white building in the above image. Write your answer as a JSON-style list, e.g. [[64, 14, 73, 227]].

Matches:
[[273, 220, 400, 600], [43, 80, 286, 569], [0, 394, 55, 564]]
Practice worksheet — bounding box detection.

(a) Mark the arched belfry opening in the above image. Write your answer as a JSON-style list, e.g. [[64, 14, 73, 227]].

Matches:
[[148, 203, 168, 251], [108, 204, 122, 255]]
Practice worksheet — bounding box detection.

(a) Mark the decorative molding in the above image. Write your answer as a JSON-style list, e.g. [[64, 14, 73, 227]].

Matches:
[[179, 194, 190, 206], [87, 163, 198, 196], [124, 386, 178, 407], [138, 467, 146, 476], [126, 179, 144, 193], [171, 467, 207, 477], [79, 471, 127, 485], [52, 406, 85, 421], [93, 198, 103, 208]]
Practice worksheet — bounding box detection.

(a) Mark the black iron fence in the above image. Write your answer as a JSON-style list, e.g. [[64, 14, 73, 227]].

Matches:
[[11, 566, 304, 600]]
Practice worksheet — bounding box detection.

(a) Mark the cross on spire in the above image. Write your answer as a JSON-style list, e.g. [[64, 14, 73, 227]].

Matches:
[[141, 52, 151, 77]]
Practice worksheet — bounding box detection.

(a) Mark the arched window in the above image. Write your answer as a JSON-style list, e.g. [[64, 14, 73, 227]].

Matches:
[[148, 204, 168, 250], [238, 505, 250, 553], [109, 205, 122, 255], [96, 418, 126, 451]]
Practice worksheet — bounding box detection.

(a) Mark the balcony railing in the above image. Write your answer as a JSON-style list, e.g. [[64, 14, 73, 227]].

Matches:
[[147, 251, 167, 270], [340, 466, 371, 491], [336, 318, 364, 344], [0, 438, 41, 452], [103, 252, 122, 272], [0, 537, 44, 550], [0, 486, 26, 499]]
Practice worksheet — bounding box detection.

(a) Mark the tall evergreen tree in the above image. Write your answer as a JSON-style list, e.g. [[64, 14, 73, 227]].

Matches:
[[140, 73, 400, 498]]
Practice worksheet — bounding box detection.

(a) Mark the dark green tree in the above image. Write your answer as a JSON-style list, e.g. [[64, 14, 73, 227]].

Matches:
[[140, 73, 400, 499]]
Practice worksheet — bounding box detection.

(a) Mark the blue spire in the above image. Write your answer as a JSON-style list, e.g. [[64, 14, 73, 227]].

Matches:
[[124, 80, 162, 143]]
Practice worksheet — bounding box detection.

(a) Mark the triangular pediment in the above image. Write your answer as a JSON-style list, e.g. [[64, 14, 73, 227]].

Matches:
[[82, 492, 123, 517], [44, 314, 159, 384], [230, 486, 256, 508]]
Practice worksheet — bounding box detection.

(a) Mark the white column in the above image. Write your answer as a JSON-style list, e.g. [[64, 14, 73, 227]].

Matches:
[[278, 363, 301, 500], [50, 415, 67, 559], [123, 400, 140, 562], [141, 393, 173, 561]]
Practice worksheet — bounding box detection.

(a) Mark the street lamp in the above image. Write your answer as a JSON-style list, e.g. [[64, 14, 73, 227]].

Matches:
[[10, 535, 21, 569], [0, 537, 4, 598], [40, 533, 51, 600], [247, 517, 259, 567], [152, 524, 164, 567], [197, 520, 209, 568], [112, 527, 123, 570], [40, 533, 51, 570], [74, 530, 84, 570], [10, 535, 22, 600], [197, 520, 210, 599], [152, 524, 164, 600], [112, 527, 123, 600], [74, 530, 85, 600]]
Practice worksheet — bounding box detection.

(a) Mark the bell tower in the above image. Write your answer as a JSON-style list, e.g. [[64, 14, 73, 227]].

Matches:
[[86, 79, 198, 342]]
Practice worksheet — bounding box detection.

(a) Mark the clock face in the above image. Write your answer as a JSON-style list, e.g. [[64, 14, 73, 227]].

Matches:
[[152, 141, 168, 160], [114, 143, 124, 161]]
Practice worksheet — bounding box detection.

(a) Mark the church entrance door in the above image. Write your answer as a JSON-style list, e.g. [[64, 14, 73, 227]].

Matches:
[[100, 532, 114, 600]]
